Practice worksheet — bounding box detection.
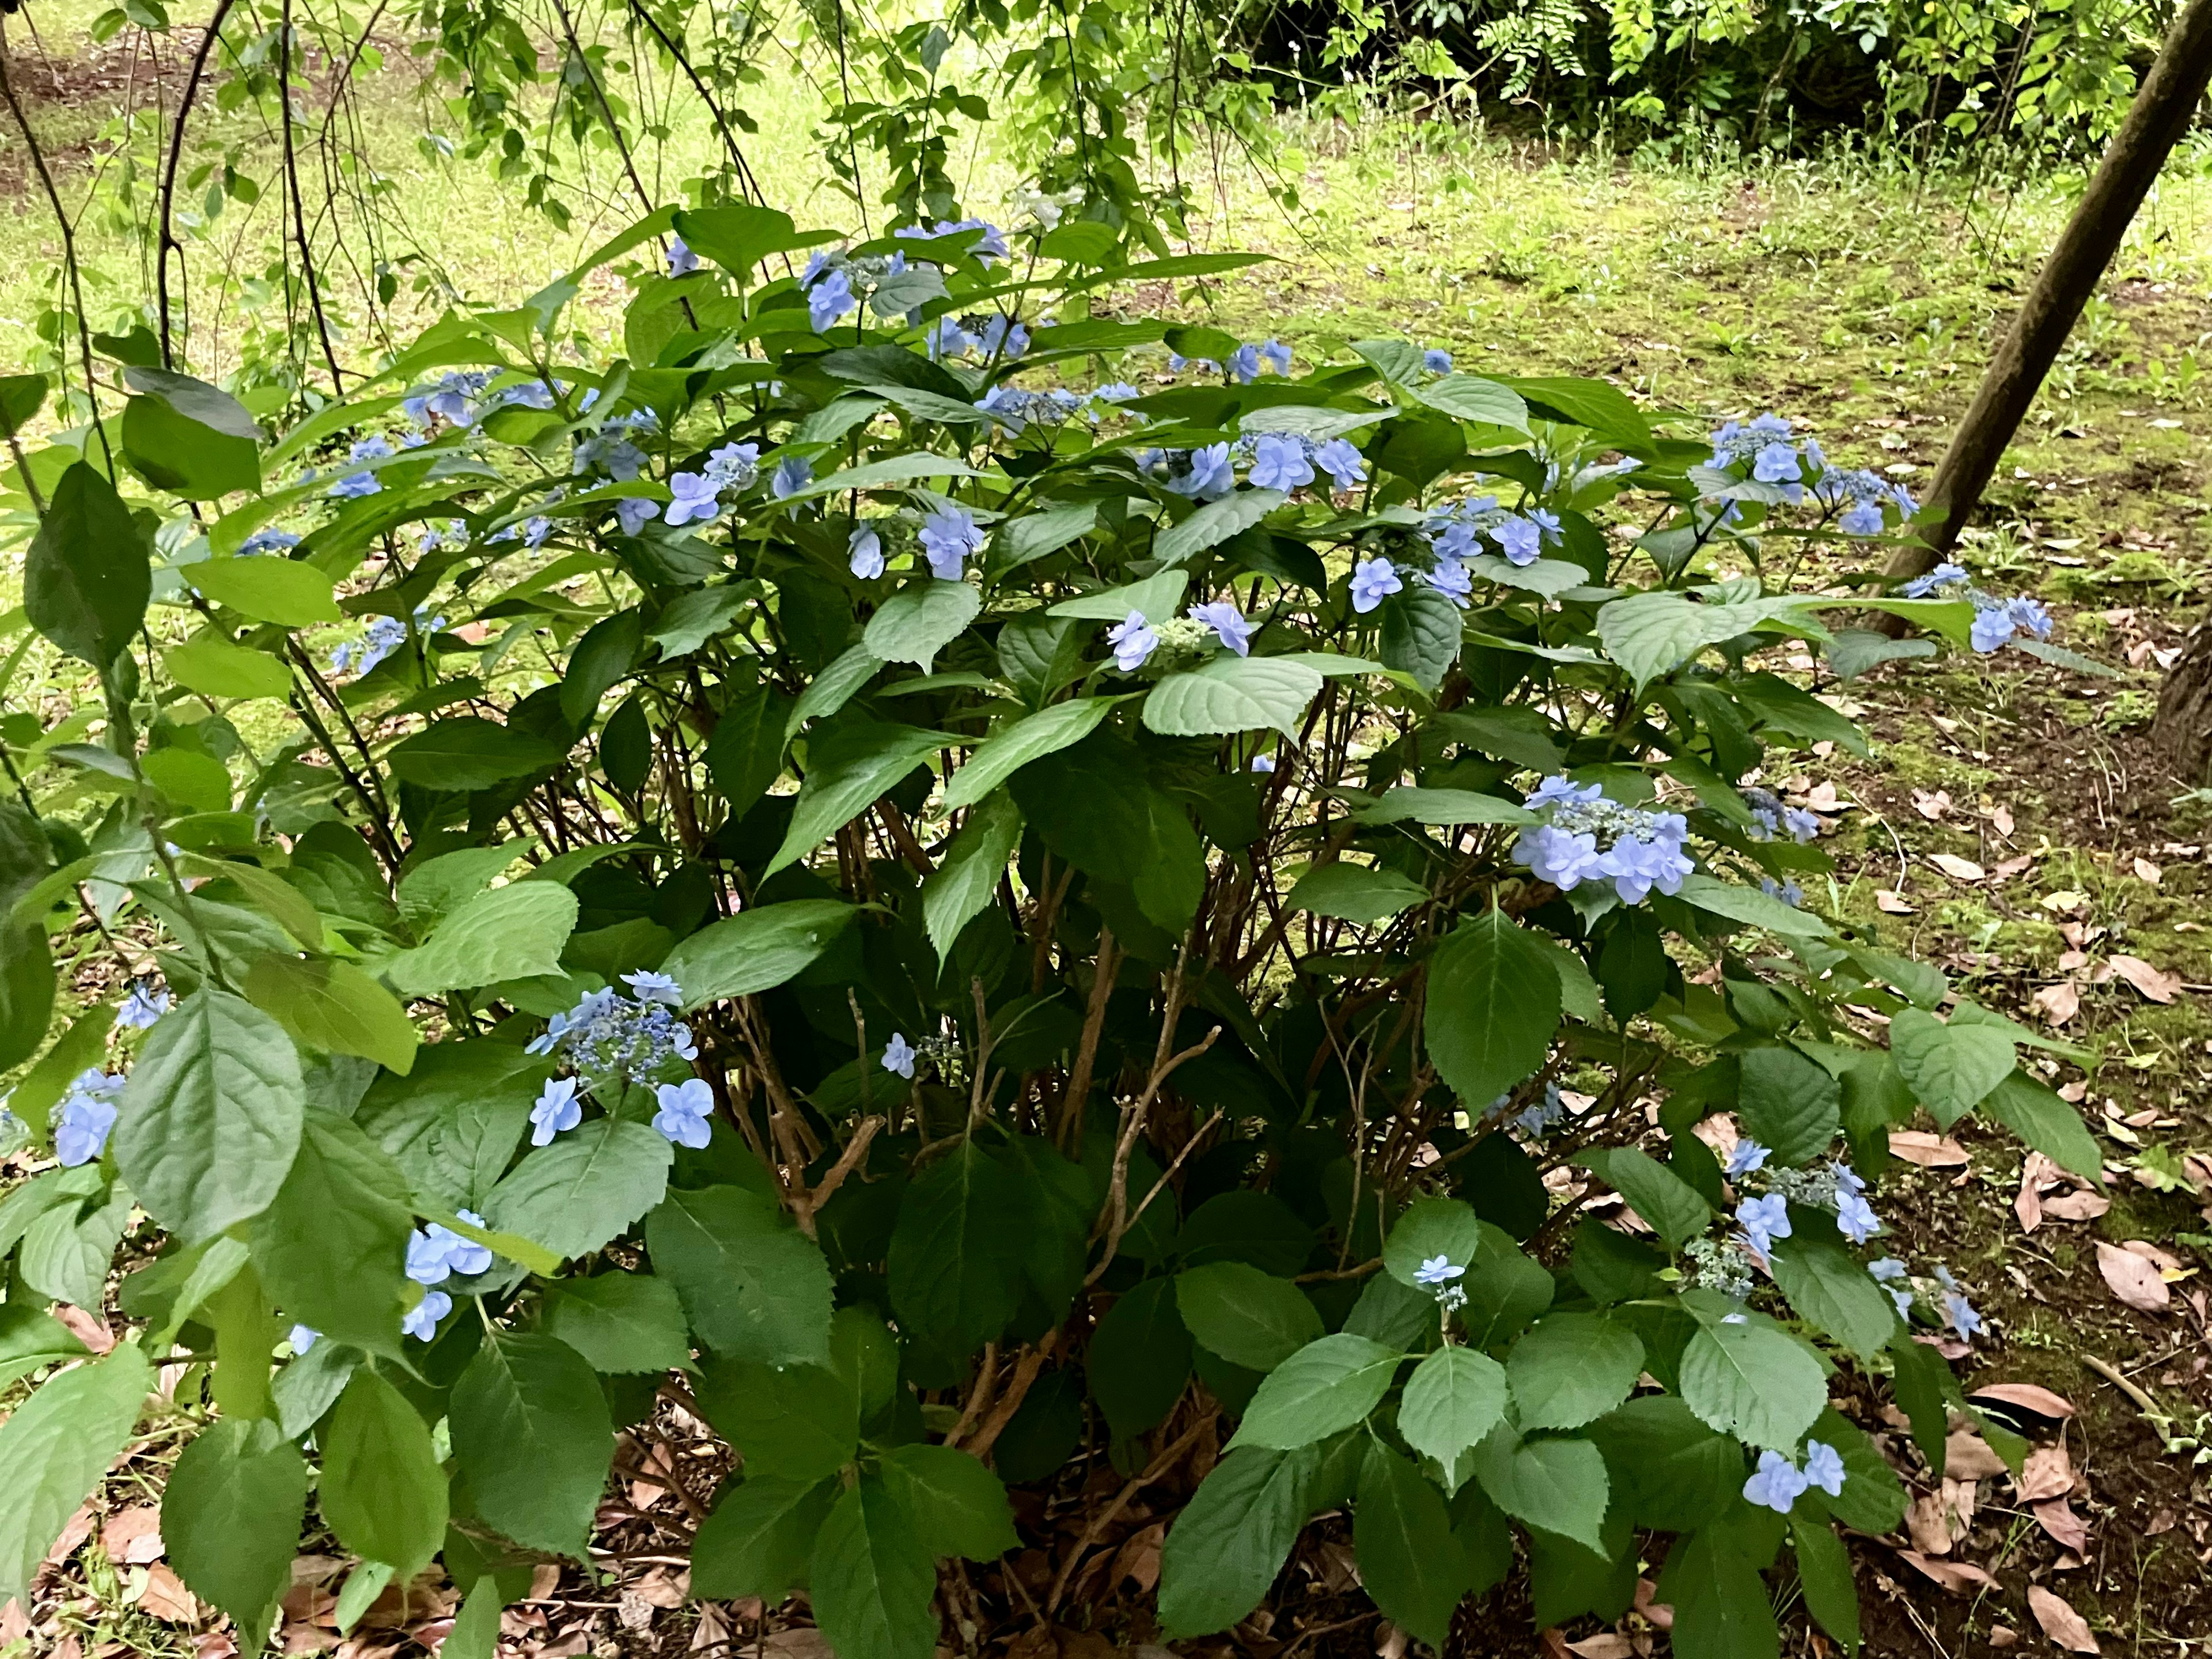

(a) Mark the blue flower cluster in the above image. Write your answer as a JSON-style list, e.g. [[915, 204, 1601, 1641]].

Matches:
[[882, 1032, 918, 1078], [1741, 787, 1820, 844], [1425, 494, 1562, 572], [331, 605, 445, 676], [931, 314, 1029, 361], [1744, 1442, 1846, 1513], [1892, 561, 2056, 654], [403, 369, 494, 428], [1512, 777, 1694, 904], [526, 975, 697, 1082], [237, 527, 302, 557], [976, 385, 1089, 427], [1810, 464, 1916, 537], [1728, 1147, 1881, 1247], [1412, 1253, 1469, 1316], [1866, 1257, 1980, 1339], [1707, 412, 1916, 533], [1168, 339, 1292, 383], [54, 1069, 124, 1166], [328, 435, 393, 499], [115, 979, 169, 1030], [896, 217, 1010, 261]]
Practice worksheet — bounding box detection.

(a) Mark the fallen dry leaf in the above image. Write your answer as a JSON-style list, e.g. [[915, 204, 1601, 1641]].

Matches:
[[52, 1305, 115, 1354], [1944, 1432, 2010, 1480], [1876, 889, 1916, 914], [2121, 1238, 2186, 1273], [1929, 852, 1986, 881], [2030, 981, 2080, 1027], [2017, 1444, 2073, 1503], [137, 1563, 200, 1623], [1890, 1130, 1971, 1168], [1969, 1383, 2077, 1422], [101, 1506, 165, 1566], [2097, 1241, 2172, 1312], [760, 1630, 838, 1659], [1566, 1637, 1634, 1659], [2043, 1188, 2111, 1222], [2133, 856, 2162, 885], [1992, 854, 2035, 880], [1906, 1491, 1957, 1555], [1633, 1580, 1674, 1631], [2015, 1176, 2043, 1233], [2034, 1497, 2092, 1554], [1913, 789, 1952, 820], [2028, 1586, 2100, 1653], [193, 1634, 238, 1659], [1897, 1552, 1998, 1594], [1992, 803, 2016, 837], [2106, 955, 2182, 1004], [1990, 1627, 2018, 1649], [2042, 889, 2089, 915], [43, 1503, 97, 1569], [1539, 1631, 1573, 1659]]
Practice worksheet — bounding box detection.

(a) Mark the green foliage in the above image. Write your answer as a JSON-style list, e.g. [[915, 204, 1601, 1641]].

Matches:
[[0, 179, 2099, 1659]]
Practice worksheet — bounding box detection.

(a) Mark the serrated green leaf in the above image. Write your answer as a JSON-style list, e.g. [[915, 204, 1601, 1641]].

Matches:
[[1230, 1333, 1401, 1450], [1158, 1444, 1318, 1638], [660, 899, 856, 1010], [165, 1418, 307, 1634], [384, 880, 579, 997], [767, 722, 948, 876], [1471, 1431, 1609, 1555], [487, 1118, 673, 1264], [691, 1475, 837, 1601], [244, 955, 418, 1074], [385, 718, 569, 791], [944, 698, 1118, 808], [188, 557, 340, 626], [922, 795, 1023, 963], [1142, 654, 1323, 738], [810, 1476, 937, 1659], [1175, 1262, 1325, 1372], [450, 1332, 612, 1555], [863, 579, 982, 672], [887, 1141, 1027, 1354], [1155, 488, 1287, 564], [1424, 910, 1561, 1110], [1398, 1345, 1510, 1473], [877, 1444, 1017, 1560], [1506, 1312, 1645, 1430], [320, 1366, 448, 1580], [0, 1344, 151, 1604], [250, 1109, 414, 1354], [1736, 1045, 1842, 1167], [646, 1184, 834, 1366], [26, 463, 148, 668], [540, 1274, 693, 1373], [1355, 1440, 1471, 1649], [1889, 1007, 2014, 1127], [1679, 1316, 1827, 1451]]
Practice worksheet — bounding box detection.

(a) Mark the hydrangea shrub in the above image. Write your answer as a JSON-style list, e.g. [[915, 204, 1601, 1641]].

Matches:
[[0, 199, 2105, 1658]]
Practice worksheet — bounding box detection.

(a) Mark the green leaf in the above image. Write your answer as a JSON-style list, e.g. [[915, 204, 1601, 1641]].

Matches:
[[1467, 554, 1588, 597], [1596, 590, 1811, 686], [1356, 1440, 1471, 1649], [187, 558, 340, 626], [384, 881, 579, 997], [1979, 1070, 2103, 1181], [1175, 1262, 1325, 1372], [120, 368, 260, 497], [1675, 872, 1832, 937], [1156, 488, 1288, 564], [0, 1305, 89, 1391], [440, 1578, 503, 1659], [1382, 1196, 1484, 1286], [1047, 569, 1188, 623], [20, 1187, 129, 1310], [695, 1356, 858, 1480], [113, 988, 304, 1243], [993, 500, 1098, 568], [1573, 1147, 1713, 1250], [165, 1417, 307, 1634], [673, 204, 828, 277], [1769, 1233, 1898, 1360], [450, 1331, 612, 1555], [1398, 1345, 1510, 1474], [1142, 654, 1323, 738], [1736, 1045, 1842, 1166], [1378, 584, 1464, 691], [1586, 1395, 1744, 1532], [691, 1475, 838, 1601], [385, 718, 569, 791], [1424, 910, 1561, 1109], [250, 1109, 414, 1354], [164, 635, 294, 701], [1501, 375, 1654, 449], [1679, 1315, 1827, 1450], [487, 1118, 673, 1264], [1230, 1332, 1402, 1450], [705, 680, 793, 815], [1658, 1528, 1779, 1659], [1793, 1516, 1862, 1652], [877, 1444, 1017, 1560], [540, 1274, 693, 1373], [1889, 1007, 2014, 1127], [1416, 374, 1529, 430], [944, 699, 1118, 809], [1506, 1312, 1645, 1431], [810, 1476, 937, 1659], [320, 1366, 448, 1578], [1158, 1444, 1318, 1638], [244, 955, 418, 1074], [1808, 1407, 1908, 1535], [646, 1184, 834, 1366], [26, 463, 149, 668], [1285, 861, 1429, 925], [1353, 787, 1536, 828], [1088, 1275, 1194, 1439], [660, 899, 855, 1010], [863, 580, 982, 672], [923, 795, 1023, 963], [0, 1344, 151, 1605], [767, 722, 948, 876], [1471, 1431, 1610, 1555], [887, 1141, 1027, 1353], [797, 452, 982, 502]]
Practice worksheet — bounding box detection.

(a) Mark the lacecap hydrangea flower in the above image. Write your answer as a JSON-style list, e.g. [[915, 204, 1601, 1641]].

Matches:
[[527, 985, 698, 1082], [54, 1070, 126, 1166], [1512, 777, 1694, 905]]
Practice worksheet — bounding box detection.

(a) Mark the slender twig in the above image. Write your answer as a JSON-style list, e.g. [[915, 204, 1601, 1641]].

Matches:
[[154, 0, 240, 370]]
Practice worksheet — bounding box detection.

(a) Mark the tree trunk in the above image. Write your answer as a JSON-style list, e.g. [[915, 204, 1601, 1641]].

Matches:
[[2153, 620, 2212, 786], [1875, 0, 2212, 626]]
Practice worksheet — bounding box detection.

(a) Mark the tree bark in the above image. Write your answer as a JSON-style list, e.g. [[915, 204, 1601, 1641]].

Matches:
[[2153, 620, 2212, 786], [1877, 0, 2212, 619]]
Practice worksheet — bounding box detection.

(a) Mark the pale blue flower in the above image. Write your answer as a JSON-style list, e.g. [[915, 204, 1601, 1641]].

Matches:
[[705, 442, 760, 490], [1349, 557, 1402, 613], [116, 982, 169, 1030], [1419, 557, 1472, 609], [771, 456, 814, 499], [927, 317, 978, 359], [849, 524, 885, 579], [882, 1032, 916, 1079], [1603, 832, 1694, 904], [1744, 1449, 1809, 1514], [1188, 601, 1254, 656], [1868, 1256, 1908, 1281], [665, 472, 721, 528], [1752, 441, 1802, 486], [1107, 611, 1158, 672], [624, 970, 683, 1006], [576, 434, 648, 482], [1314, 438, 1366, 491], [1423, 347, 1453, 374], [1525, 775, 1603, 811], [978, 316, 1029, 360], [667, 234, 700, 277], [1092, 382, 1140, 404], [1725, 1139, 1770, 1177], [1737, 1192, 1791, 1257], [402, 1290, 451, 1341], [1171, 442, 1234, 501], [443, 1213, 494, 1276], [406, 1228, 454, 1285], [1969, 603, 2016, 653], [1944, 1290, 1984, 1339], [1529, 507, 1563, 543], [652, 1077, 714, 1149], [529, 1077, 582, 1146], [1514, 824, 1608, 889], [1783, 805, 1821, 843], [1802, 1441, 1846, 1497], [1412, 1255, 1464, 1287], [919, 507, 984, 579], [808, 268, 857, 331], [1836, 1189, 1881, 1245], [1761, 877, 1804, 907], [616, 498, 660, 535], [2007, 596, 2054, 640], [289, 1324, 319, 1354], [237, 528, 301, 557], [53, 1070, 123, 1166], [1494, 516, 1543, 567], [1251, 754, 1276, 773], [1902, 562, 1968, 599], [1259, 339, 1293, 375], [1249, 434, 1314, 492], [1226, 344, 1262, 384], [1840, 500, 1884, 536]]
